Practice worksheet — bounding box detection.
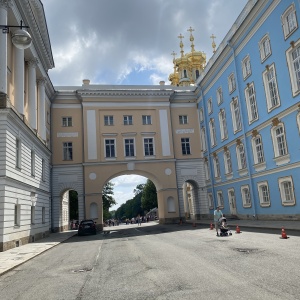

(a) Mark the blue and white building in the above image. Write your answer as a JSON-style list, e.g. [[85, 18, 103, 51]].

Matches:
[[196, 0, 300, 220]]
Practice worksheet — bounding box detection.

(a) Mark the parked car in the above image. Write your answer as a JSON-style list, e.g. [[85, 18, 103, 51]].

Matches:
[[78, 219, 97, 236]]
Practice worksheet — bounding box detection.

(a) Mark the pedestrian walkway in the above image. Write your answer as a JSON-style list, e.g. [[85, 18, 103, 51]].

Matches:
[[0, 230, 77, 276], [1, 220, 300, 277]]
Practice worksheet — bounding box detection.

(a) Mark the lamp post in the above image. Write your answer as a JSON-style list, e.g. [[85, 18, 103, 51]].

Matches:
[[0, 20, 32, 49]]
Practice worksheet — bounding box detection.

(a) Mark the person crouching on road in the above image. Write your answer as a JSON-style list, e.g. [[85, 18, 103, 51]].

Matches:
[[214, 206, 223, 236]]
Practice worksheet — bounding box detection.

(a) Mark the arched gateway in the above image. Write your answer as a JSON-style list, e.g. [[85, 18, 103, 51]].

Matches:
[[51, 82, 208, 231]]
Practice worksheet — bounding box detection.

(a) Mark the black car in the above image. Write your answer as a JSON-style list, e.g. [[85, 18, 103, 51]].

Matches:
[[78, 219, 97, 236]]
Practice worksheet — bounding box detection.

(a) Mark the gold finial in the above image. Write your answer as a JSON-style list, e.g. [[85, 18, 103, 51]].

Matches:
[[187, 26, 195, 52], [171, 51, 177, 63], [178, 33, 185, 57], [210, 34, 216, 53]]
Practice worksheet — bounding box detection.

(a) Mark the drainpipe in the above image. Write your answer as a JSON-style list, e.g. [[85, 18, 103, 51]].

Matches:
[[227, 40, 257, 219]]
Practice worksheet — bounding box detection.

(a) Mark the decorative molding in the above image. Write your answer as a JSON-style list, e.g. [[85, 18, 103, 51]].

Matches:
[[236, 139, 241, 146], [271, 117, 280, 127], [176, 129, 194, 134], [252, 129, 258, 137], [57, 132, 78, 138]]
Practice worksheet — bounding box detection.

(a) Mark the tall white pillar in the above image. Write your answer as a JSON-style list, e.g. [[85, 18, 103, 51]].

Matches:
[[0, 0, 11, 93], [27, 59, 38, 130], [13, 47, 24, 114], [37, 78, 46, 140]]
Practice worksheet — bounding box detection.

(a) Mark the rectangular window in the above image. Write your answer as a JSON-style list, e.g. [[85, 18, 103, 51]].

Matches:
[[263, 64, 280, 111], [241, 185, 251, 207], [144, 138, 154, 156], [62, 117, 72, 127], [286, 42, 300, 96], [16, 138, 21, 168], [282, 4, 298, 39], [217, 87, 223, 105], [204, 160, 210, 181], [275, 127, 287, 156], [245, 83, 258, 123], [213, 156, 220, 178], [258, 181, 270, 207], [230, 98, 242, 133], [124, 115, 133, 125], [237, 144, 247, 170], [179, 115, 188, 124], [142, 115, 152, 125], [209, 119, 217, 147], [124, 138, 135, 157], [228, 73, 236, 93], [63, 142, 73, 160], [31, 150, 35, 176], [219, 109, 228, 140], [105, 139, 116, 158], [104, 115, 114, 126], [208, 193, 213, 209], [242, 56, 251, 79], [253, 136, 265, 164], [224, 151, 232, 174], [217, 191, 224, 208], [279, 176, 295, 206], [259, 35, 271, 62], [207, 98, 213, 114], [181, 138, 191, 155], [201, 127, 207, 152]]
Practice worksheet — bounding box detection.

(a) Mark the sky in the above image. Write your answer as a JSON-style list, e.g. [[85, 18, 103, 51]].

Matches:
[[42, 0, 248, 209]]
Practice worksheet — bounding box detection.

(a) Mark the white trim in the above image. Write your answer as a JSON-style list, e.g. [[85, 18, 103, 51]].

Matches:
[[159, 110, 171, 156], [104, 138, 117, 159], [257, 181, 270, 207], [86, 110, 97, 160], [241, 184, 251, 208], [278, 176, 295, 206]]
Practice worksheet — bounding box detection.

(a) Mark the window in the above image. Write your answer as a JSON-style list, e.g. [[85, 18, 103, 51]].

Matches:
[[14, 204, 20, 226], [245, 83, 258, 123], [282, 4, 298, 39], [124, 138, 135, 157], [259, 34, 271, 62], [144, 138, 154, 156], [257, 181, 270, 207], [42, 159, 45, 181], [142, 115, 152, 125], [204, 160, 210, 181], [199, 108, 204, 122], [230, 97, 242, 133], [218, 109, 228, 140], [63, 142, 73, 160], [237, 143, 247, 170], [208, 193, 213, 209], [252, 135, 265, 165], [228, 73, 236, 93], [209, 119, 217, 147], [31, 205, 35, 224], [207, 98, 213, 114], [200, 127, 207, 152], [223, 150, 232, 174], [31, 150, 35, 176], [217, 87, 223, 105], [242, 56, 251, 79], [286, 41, 300, 96], [217, 191, 224, 208], [181, 138, 191, 155], [179, 115, 188, 125], [271, 122, 290, 165], [241, 185, 251, 207], [263, 64, 280, 111], [213, 155, 221, 178], [105, 139, 116, 158], [42, 207, 46, 223], [278, 176, 295, 206], [104, 115, 114, 126], [62, 117, 72, 127], [123, 115, 133, 125], [16, 138, 21, 168]]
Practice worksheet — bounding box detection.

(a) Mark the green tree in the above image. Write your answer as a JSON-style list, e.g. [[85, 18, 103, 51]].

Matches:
[[102, 181, 116, 219], [141, 179, 157, 211]]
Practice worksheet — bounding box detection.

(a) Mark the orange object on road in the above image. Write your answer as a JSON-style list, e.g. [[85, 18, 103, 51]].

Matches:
[[281, 227, 288, 239], [210, 223, 214, 230], [235, 225, 241, 233]]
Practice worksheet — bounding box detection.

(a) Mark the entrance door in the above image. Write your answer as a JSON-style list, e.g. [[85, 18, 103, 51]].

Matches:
[[228, 189, 237, 215]]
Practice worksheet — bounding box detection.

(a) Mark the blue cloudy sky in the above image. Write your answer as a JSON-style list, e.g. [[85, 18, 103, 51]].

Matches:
[[42, 0, 248, 209]]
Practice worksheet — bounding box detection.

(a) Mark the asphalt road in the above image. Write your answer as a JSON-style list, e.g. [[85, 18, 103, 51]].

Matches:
[[0, 222, 299, 300]]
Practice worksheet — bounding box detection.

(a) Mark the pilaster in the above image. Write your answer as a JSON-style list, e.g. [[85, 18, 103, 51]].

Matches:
[[37, 77, 46, 140], [13, 46, 24, 115]]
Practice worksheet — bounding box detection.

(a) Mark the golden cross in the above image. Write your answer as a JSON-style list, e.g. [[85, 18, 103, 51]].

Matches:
[[210, 34, 217, 53], [187, 26, 194, 35]]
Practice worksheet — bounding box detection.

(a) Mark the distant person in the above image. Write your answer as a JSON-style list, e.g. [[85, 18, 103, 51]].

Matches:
[[214, 206, 223, 236]]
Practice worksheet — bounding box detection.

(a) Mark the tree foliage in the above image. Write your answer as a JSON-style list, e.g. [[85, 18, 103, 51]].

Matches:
[[141, 179, 157, 211], [102, 181, 116, 216]]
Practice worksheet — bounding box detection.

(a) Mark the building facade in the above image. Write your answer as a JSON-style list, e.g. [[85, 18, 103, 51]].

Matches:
[[0, 0, 55, 251], [196, 0, 300, 220]]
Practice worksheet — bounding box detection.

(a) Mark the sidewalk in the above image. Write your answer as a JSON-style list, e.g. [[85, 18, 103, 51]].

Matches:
[[1, 220, 299, 277], [0, 230, 77, 276]]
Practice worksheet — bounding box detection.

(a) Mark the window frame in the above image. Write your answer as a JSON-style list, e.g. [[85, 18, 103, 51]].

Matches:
[[218, 109, 228, 140], [217, 87, 223, 105], [124, 138, 135, 157], [236, 143, 247, 171], [204, 160, 210, 181], [281, 4, 298, 40], [63, 142, 73, 161], [143, 137, 155, 157], [123, 115, 133, 125], [241, 184, 251, 208], [181, 137, 191, 155], [286, 40, 300, 97], [104, 138, 116, 158], [271, 122, 290, 165], [209, 118, 217, 147], [242, 55, 252, 80], [228, 73, 236, 94], [230, 97, 242, 133], [104, 115, 114, 126], [257, 181, 271, 207], [208, 193, 214, 209], [200, 127, 207, 152], [142, 115, 152, 125], [199, 108, 204, 122], [259, 34, 272, 63], [213, 155, 221, 179], [262, 64, 280, 112], [62, 117, 72, 127], [245, 82, 258, 124], [278, 176, 295, 206], [216, 191, 224, 209], [207, 98, 213, 115], [223, 150, 232, 175], [251, 134, 266, 171]]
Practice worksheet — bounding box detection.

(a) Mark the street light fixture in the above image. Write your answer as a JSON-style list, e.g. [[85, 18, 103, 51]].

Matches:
[[0, 20, 32, 49]]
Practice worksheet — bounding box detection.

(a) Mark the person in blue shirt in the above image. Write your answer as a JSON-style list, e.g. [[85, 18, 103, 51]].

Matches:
[[214, 206, 223, 236]]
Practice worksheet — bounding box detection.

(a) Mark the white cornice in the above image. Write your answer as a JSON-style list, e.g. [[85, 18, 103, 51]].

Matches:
[[82, 102, 170, 108]]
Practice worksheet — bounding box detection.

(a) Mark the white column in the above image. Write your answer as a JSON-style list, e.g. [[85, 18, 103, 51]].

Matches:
[[0, 0, 11, 93], [37, 78, 46, 140], [27, 59, 38, 130], [13, 47, 24, 114]]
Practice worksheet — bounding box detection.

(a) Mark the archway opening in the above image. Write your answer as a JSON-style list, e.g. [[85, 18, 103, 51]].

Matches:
[[182, 180, 199, 221], [60, 189, 79, 231]]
